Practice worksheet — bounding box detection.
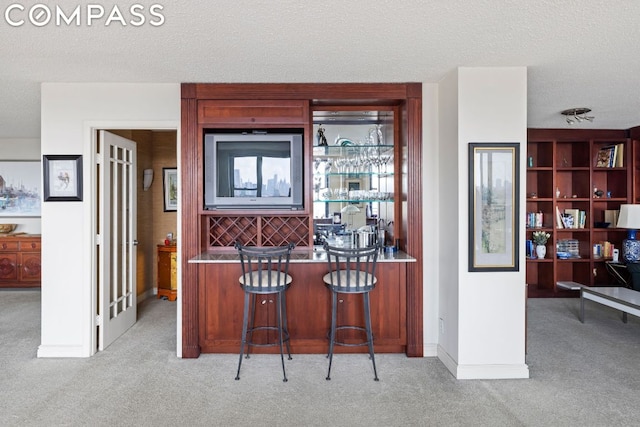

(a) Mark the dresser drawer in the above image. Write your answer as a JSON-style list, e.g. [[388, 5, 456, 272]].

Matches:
[[19, 240, 41, 251], [0, 241, 19, 251]]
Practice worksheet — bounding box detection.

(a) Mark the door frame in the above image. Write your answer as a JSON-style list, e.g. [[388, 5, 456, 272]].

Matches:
[[84, 120, 181, 357]]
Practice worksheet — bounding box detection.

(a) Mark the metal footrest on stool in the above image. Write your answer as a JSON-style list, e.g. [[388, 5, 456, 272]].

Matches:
[[329, 325, 373, 347], [243, 325, 291, 352]]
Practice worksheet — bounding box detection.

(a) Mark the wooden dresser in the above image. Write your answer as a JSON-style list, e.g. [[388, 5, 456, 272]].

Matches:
[[157, 244, 177, 301], [0, 234, 41, 288]]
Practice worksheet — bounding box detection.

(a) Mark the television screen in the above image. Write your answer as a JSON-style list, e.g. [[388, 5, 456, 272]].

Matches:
[[216, 141, 292, 199], [204, 132, 303, 210]]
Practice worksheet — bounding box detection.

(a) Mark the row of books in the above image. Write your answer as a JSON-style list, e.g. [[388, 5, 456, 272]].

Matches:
[[555, 206, 586, 229], [526, 238, 617, 260], [594, 241, 615, 259], [595, 143, 624, 168], [529, 208, 620, 229], [525, 211, 544, 228]]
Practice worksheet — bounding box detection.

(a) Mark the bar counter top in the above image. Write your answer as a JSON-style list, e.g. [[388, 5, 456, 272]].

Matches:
[[189, 248, 416, 264]]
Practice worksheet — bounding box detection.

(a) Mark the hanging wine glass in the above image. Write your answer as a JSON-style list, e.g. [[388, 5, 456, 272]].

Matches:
[[380, 153, 393, 173], [375, 124, 384, 145]]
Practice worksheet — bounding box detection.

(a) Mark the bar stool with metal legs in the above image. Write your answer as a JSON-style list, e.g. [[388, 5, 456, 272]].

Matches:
[[235, 242, 295, 382], [322, 241, 380, 381]]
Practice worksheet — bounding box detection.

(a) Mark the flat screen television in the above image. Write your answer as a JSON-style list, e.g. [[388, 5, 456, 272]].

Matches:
[[204, 131, 304, 210]]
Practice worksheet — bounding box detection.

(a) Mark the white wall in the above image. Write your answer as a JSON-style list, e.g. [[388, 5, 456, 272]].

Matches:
[[438, 67, 529, 379], [421, 84, 440, 356], [437, 70, 461, 364], [38, 83, 180, 358], [0, 138, 41, 234]]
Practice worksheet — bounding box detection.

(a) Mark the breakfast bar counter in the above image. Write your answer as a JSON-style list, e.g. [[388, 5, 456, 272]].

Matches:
[[188, 249, 415, 354], [189, 248, 416, 264]]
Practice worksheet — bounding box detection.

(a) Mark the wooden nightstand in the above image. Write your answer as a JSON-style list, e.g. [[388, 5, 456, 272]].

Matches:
[[157, 245, 177, 301]]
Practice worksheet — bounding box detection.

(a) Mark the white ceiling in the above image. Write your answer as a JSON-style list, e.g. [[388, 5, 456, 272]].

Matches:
[[2, 0, 640, 139]]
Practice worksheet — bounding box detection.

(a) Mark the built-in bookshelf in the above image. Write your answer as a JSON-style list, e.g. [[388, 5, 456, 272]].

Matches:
[[526, 129, 631, 297]]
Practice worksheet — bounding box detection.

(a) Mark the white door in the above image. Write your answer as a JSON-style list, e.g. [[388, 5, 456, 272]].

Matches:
[[97, 130, 137, 350]]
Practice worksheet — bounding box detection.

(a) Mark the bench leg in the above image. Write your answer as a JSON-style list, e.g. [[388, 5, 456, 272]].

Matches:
[[580, 291, 585, 323], [622, 312, 628, 323]]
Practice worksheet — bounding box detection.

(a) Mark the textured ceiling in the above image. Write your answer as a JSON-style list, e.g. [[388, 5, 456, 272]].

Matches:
[[1, 0, 640, 138]]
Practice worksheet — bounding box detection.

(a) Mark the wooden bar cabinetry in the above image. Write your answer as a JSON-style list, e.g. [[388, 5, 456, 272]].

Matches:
[[157, 244, 177, 301], [0, 234, 41, 287], [197, 259, 407, 354], [181, 83, 423, 358]]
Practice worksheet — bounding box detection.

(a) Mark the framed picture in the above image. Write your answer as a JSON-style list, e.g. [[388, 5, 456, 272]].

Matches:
[[468, 143, 519, 272], [43, 155, 83, 202], [163, 167, 178, 212], [0, 160, 41, 216]]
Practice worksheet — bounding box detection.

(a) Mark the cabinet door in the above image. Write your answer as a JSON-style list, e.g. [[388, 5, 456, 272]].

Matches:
[[18, 252, 41, 282], [157, 250, 172, 290], [312, 109, 397, 244], [285, 263, 332, 352], [199, 263, 249, 352], [325, 262, 406, 350], [198, 100, 308, 125], [0, 253, 18, 281], [285, 262, 406, 353]]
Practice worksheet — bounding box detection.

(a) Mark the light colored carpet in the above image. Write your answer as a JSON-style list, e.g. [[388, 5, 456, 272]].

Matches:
[[1, 290, 640, 426]]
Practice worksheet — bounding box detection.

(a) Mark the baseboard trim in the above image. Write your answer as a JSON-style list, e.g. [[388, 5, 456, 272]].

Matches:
[[437, 344, 530, 379], [37, 345, 88, 358], [455, 363, 530, 379], [138, 289, 155, 302], [423, 343, 438, 357], [437, 344, 458, 375]]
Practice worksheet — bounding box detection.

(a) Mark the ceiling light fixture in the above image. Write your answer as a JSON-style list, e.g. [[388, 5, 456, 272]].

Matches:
[[561, 108, 594, 125]]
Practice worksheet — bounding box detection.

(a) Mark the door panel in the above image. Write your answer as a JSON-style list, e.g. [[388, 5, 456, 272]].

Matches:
[[0, 254, 18, 280], [98, 130, 137, 351]]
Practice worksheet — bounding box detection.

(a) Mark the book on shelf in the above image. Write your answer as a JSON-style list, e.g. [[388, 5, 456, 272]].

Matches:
[[526, 240, 534, 258], [615, 143, 624, 167], [526, 211, 544, 228], [595, 143, 624, 168], [578, 210, 586, 228], [555, 206, 564, 229], [600, 241, 615, 259], [604, 209, 620, 227]]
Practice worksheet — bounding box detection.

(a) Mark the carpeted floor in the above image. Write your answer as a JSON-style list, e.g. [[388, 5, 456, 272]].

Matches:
[[1, 289, 639, 426]]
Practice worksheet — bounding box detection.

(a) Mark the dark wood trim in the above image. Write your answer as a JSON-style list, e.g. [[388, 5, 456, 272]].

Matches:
[[528, 128, 627, 141], [180, 95, 201, 358], [181, 83, 196, 99], [190, 83, 414, 103], [405, 96, 424, 357], [629, 126, 640, 140]]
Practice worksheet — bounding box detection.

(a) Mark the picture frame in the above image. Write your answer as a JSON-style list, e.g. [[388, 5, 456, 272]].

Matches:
[[468, 143, 519, 272], [43, 155, 83, 202], [0, 160, 41, 216], [163, 167, 178, 212]]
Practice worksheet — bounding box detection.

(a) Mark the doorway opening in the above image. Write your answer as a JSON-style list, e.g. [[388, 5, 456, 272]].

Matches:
[[94, 129, 178, 353]]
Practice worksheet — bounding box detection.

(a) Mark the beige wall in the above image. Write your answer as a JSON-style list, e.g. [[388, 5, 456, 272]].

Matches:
[[111, 130, 177, 297]]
